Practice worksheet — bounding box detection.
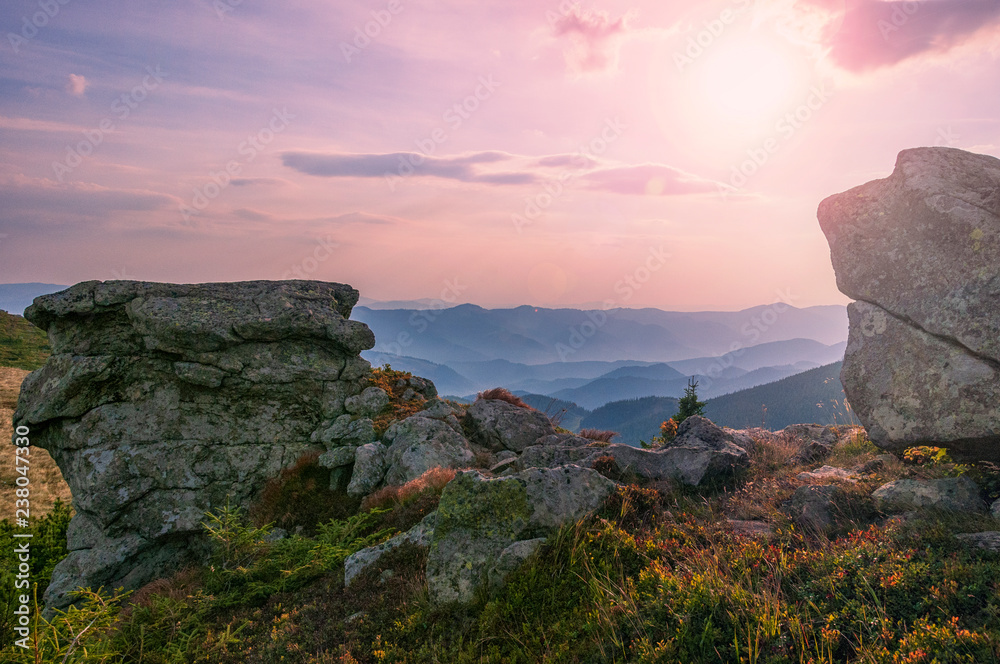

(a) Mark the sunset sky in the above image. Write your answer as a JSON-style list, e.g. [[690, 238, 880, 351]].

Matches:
[[2, 0, 999, 310]]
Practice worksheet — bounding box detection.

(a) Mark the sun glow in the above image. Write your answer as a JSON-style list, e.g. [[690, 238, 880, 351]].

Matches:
[[694, 35, 799, 125]]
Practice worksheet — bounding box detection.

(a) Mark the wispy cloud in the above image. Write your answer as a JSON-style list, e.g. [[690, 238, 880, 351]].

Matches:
[[0, 176, 176, 215], [281, 149, 725, 196], [281, 150, 541, 185]]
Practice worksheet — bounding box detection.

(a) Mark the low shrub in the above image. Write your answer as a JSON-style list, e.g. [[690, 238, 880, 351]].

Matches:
[[250, 452, 361, 535]]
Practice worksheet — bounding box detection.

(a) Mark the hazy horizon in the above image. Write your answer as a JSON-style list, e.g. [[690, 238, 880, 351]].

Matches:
[[3, 1, 999, 309]]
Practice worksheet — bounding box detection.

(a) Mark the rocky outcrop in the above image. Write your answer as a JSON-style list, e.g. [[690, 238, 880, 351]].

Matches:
[[517, 416, 750, 486], [818, 147, 1000, 460], [425, 466, 615, 605], [13, 280, 376, 609], [872, 476, 985, 513]]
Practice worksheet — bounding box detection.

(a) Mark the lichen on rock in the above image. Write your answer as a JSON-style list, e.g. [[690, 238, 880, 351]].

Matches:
[[13, 279, 376, 610]]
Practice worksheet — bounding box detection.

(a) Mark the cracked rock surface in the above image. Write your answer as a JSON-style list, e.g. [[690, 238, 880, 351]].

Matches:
[[818, 147, 1000, 460], [13, 280, 375, 609]]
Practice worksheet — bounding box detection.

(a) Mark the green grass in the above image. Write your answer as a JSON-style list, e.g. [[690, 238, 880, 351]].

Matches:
[[3, 433, 1000, 663], [0, 310, 50, 370]]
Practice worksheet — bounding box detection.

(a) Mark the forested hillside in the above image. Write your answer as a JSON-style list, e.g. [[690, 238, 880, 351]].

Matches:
[[705, 361, 855, 429], [0, 310, 50, 370]]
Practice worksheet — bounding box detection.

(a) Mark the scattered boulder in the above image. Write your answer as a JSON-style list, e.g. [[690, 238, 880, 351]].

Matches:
[[657, 416, 752, 484], [797, 465, 856, 482], [818, 147, 1000, 461], [311, 415, 377, 447], [781, 424, 839, 446], [872, 476, 985, 513], [463, 399, 556, 453], [412, 399, 465, 434], [14, 280, 375, 610], [727, 520, 774, 538], [397, 375, 437, 401], [788, 441, 833, 466], [344, 386, 390, 417], [382, 416, 475, 487], [992, 498, 1000, 521], [425, 466, 615, 605], [786, 484, 845, 534], [347, 443, 388, 496], [674, 416, 755, 454], [516, 417, 751, 487], [956, 531, 1000, 553], [852, 454, 896, 475]]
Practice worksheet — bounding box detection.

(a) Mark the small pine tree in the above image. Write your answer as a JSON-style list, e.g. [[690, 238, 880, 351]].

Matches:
[[674, 377, 706, 425]]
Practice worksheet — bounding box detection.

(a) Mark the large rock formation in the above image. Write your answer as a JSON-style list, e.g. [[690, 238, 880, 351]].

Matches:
[[13, 280, 376, 609], [818, 147, 1000, 460]]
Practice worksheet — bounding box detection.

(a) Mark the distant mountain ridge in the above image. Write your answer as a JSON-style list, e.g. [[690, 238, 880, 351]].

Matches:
[[353, 303, 847, 365]]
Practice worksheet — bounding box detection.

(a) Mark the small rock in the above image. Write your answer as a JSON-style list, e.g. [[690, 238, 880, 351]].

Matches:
[[318, 446, 356, 469], [786, 484, 845, 534], [463, 399, 556, 453], [263, 528, 287, 542], [797, 465, 856, 482], [726, 520, 774, 538], [312, 415, 376, 447], [780, 424, 838, 445], [956, 531, 1000, 552], [344, 387, 390, 417], [789, 442, 833, 466], [489, 457, 519, 475], [872, 476, 985, 513], [992, 498, 1000, 521], [347, 443, 387, 496], [852, 454, 896, 475]]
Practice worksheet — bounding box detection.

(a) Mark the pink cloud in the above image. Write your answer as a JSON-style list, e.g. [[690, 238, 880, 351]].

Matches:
[[552, 6, 634, 73], [66, 74, 88, 96]]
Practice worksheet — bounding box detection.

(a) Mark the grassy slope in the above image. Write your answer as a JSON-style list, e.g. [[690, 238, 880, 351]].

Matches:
[[0, 310, 50, 370], [6, 425, 1000, 662], [0, 314, 71, 520], [0, 367, 72, 520]]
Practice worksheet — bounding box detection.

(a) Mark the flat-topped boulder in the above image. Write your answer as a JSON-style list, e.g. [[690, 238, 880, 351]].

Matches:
[[14, 280, 376, 610]]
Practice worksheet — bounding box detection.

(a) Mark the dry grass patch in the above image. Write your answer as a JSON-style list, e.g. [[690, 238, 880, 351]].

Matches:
[[579, 428, 618, 443], [0, 366, 72, 520], [477, 387, 532, 409]]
